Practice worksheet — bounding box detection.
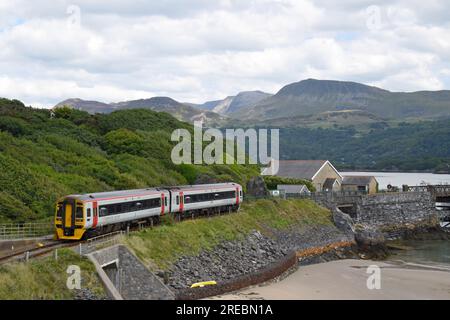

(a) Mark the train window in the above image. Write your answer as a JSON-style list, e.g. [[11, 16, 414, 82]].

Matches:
[[100, 207, 108, 217], [87, 208, 91, 218], [56, 203, 63, 218], [240, 190, 242, 197], [176, 196, 179, 205], [183, 191, 236, 204], [76, 207, 83, 219], [165, 197, 168, 207]]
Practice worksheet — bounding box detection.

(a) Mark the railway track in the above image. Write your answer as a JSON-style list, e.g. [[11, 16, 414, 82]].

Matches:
[[0, 240, 83, 265]]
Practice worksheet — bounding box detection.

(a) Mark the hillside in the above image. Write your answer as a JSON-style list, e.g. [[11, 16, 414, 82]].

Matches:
[[195, 91, 272, 115], [278, 120, 450, 172], [54, 97, 227, 125], [0, 98, 259, 223], [229, 109, 386, 130], [232, 79, 450, 121]]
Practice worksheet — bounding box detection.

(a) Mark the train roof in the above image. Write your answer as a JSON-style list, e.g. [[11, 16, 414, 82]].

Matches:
[[64, 183, 241, 201]]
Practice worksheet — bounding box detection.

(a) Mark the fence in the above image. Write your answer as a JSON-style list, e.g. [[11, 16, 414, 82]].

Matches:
[[245, 190, 367, 201], [81, 231, 124, 255], [0, 222, 54, 240]]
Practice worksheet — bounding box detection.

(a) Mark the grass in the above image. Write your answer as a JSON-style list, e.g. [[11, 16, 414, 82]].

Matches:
[[0, 249, 105, 300], [124, 198, 332, 269]]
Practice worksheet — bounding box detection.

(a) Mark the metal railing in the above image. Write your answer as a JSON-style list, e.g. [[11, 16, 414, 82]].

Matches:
[[245, 190, 367, 201], [81, 231, 124, 255], [0, 222, 53, 240]]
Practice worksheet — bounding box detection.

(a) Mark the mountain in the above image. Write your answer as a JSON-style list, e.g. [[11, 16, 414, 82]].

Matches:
[[243, 109, 386, 129], [55, 98, 115, 113], [195, 91, 272, 115], [54, 97, 226, 125], [232, 79, 450, 121]]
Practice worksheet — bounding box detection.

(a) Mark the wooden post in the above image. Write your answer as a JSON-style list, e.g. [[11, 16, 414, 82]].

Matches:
[[25, 251, 30, 262], [54, 249, 58, 261]]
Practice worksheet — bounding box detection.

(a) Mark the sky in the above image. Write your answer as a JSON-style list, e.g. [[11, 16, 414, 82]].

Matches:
[[0, 0, 449, 107]]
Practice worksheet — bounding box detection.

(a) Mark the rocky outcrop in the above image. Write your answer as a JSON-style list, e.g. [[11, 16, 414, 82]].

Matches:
[[354, 225, 388, 259], [332, 208, 355, 235], [246, 176, 269, 197]]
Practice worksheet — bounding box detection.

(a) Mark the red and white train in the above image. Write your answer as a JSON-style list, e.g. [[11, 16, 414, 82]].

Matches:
[[55, 183, 243, 240]]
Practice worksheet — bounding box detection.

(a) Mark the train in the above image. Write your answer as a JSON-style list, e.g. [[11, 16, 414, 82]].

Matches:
[[55, 183, 243, 240]]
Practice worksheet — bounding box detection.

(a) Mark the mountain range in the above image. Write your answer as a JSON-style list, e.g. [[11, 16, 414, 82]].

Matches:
[[189, 90, 273, 115], [55, 96, 227, 124], [54, 79, 450, 126]]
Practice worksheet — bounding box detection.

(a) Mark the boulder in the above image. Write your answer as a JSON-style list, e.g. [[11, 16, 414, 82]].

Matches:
[[354, 225, 388, 259], [332, 208, 355, 235], [246, 176, 269, 197]]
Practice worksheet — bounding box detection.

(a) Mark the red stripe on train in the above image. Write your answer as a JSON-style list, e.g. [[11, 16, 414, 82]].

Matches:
[[93, 201, 98, 228], [161, 193, 165, 215], [180, 192, 184, 212]]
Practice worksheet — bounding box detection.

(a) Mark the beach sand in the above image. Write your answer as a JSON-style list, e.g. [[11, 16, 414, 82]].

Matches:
[[210, 259, 450, 300]]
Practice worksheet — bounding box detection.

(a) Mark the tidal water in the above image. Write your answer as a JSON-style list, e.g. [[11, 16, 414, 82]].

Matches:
[[341, 171, 450, 190], [388, 240, 450, 267]]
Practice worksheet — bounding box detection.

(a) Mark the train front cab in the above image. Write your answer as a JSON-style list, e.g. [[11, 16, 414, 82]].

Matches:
[[55, 198, 86, 240]]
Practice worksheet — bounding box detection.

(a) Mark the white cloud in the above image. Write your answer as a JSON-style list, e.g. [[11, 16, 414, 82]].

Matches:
[[0, 0, 449, 107]]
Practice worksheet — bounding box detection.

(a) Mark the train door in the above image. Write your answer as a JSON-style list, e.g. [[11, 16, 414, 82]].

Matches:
[[62, 199, 76, 237], [85, 203, 93, 228]]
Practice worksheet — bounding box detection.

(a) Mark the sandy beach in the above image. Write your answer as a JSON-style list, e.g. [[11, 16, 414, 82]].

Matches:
[[210, 259, 450, 300]]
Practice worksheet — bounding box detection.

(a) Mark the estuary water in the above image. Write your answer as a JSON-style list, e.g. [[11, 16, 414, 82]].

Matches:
[[388, 240, 450, 268], [341, 171, 450, 190]]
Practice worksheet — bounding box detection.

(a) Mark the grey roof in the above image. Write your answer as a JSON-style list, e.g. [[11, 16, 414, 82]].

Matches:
[[323, 178, 338, 190], [67, 183, 239, 201], [275, 160, 328, 180], [277, 184, 310, 194], [342, 176, 376, 185]]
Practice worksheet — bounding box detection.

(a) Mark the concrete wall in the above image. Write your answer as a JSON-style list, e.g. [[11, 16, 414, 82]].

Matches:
[[312, 163, 342, 191]]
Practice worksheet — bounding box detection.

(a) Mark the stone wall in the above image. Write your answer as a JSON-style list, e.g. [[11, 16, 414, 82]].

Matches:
[[355, 192, 437, 227]]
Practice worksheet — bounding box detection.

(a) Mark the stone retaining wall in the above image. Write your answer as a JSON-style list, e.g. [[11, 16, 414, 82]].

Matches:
[[356, 192, 437, 227]]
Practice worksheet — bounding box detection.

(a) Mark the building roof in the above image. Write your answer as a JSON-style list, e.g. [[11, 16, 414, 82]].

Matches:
[[277, 184, 310, 194], [274, 160, 342, 180], [342, 176, 376, 185]]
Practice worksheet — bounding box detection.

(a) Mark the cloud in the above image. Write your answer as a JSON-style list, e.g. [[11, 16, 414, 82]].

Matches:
[[0, 0, 449, 107]]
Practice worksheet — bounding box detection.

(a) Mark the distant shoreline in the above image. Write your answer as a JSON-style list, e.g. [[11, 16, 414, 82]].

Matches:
[[340, 169, 450, 175]]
